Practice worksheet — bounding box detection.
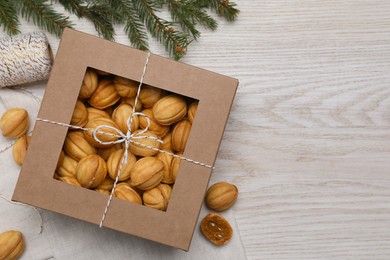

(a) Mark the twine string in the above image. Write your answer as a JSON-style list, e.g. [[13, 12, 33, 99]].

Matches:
[[92, 112, 162, 164], [98, 52, 151, 227], [37, 117, 211, 167], [0, 64, 45, 233], [0, 195, 43, 234], [11, 86, 42, 105]]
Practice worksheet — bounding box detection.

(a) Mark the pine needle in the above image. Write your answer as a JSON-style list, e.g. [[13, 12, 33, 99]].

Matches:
[[109, 0, 149, 50], [59, 0, 115, 41], [133, 0, 191, 60], [0, 0, 20, 35], [17, 0, 73, 37], [186, 1, 218, 31], [0, 0, 239, 59], [157, 0, 218, 38], [159, 0, 201, 39], [196, 0, 240, 21]]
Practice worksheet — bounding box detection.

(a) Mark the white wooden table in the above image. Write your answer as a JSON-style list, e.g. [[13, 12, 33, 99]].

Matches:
[[1, 1, 390, 259]]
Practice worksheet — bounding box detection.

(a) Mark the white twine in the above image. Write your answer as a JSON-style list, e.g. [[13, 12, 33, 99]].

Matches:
[[0, 195, 43, 234], [0, 139, 17, 154], [36, 51, 215, 228], [0, 86, 43, 233], [36, 117, 214, 170], [0, 32, 53, 88], [10, 86, 42, 105]]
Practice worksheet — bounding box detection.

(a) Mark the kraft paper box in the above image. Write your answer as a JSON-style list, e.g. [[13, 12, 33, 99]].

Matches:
[[12, 28, 238, 250]]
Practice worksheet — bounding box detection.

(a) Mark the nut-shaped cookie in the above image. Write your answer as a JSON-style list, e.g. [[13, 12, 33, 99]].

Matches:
[[139, 109, 170, 138], [205, 182, 238, 211], [95, 189, 110, 195], [56, 155, 78, 178], [160, 131, 173, 150], [97, 143, 121, 161], [59, 176, 81, 187], [128, 130, 161, 157], [171, 119, 191, 152], [107, 149, 137, 181], [143, 183, 172, 211], [12, 135, 31, 166], [114, 183, 142, 204], [0, 108, 29, 138], [139, 85, 162, 108], [70, 100, 88, 127], [156, 150, 174, 184], [111, 103, 139, 133], [79, 68, 98, 98], [152, 95, 187, 126], [96, 177, 115, 191], [88, 79, 120, 109], [84, 117, 120, 148], [188, 101, 198, 124], [64, 131, 96, 161], [171, 153, 182, 182], [124, 180, 145, 196], [113, 76, 138, 97], [86, 107, 110, 122], [0, 230, 25, 260], [130, 157, 164, 190], [122, 96, 142, 112], [76, 154, 107, 188]]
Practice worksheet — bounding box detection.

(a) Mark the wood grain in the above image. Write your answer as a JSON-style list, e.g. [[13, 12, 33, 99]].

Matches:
[[215, 1, 390, 259], [1, 0, 390, 259]]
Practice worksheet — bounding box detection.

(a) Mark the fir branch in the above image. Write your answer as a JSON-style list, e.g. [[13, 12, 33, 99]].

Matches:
[[58, 0, 115, 41], [196, 0, 239, 21], [0, 0, 20, 35], [84, 4, 116, 41], [56, 0, 82, 17], [185, 1, 218, 31], [158, 0, 200, 39], [0, 0, 239, 60], [108, 0, 149, 50], [159, 0, 217, 37], [17, 0, 73, 37], [132, 0, 191, 60]]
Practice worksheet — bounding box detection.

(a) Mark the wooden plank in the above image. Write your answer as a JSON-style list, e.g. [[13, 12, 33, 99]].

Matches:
[[1, 0, 390, 258]]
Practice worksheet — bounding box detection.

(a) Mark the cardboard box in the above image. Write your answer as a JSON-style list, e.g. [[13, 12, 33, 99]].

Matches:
[[12, 29, 238, 250]]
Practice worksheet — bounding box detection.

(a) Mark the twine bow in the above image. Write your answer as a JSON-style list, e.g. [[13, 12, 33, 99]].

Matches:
[[93, 110, 164, 227], [92, 112, 162, 164]]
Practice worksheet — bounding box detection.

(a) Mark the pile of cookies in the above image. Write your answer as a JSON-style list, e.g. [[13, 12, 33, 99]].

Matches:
[[55, 68, 198, 211]]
